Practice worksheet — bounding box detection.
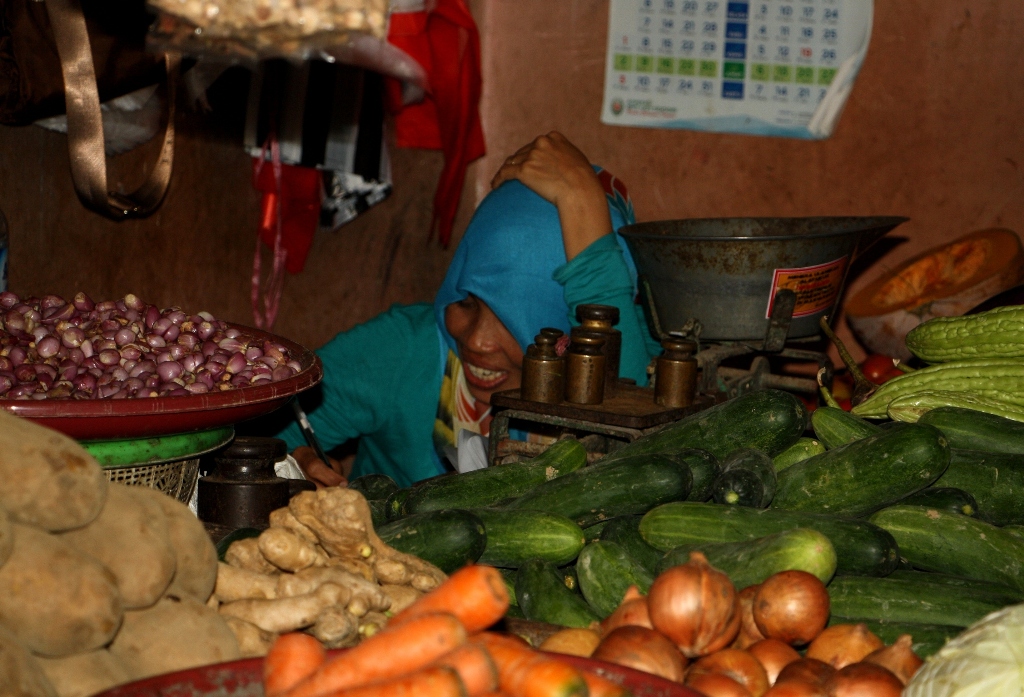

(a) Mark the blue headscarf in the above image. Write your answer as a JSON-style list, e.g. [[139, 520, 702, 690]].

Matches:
[[434, 171, 637, 354]]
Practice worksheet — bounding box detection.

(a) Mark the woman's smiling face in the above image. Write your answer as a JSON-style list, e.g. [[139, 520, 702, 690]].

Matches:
[[444, 294, 524, 407]]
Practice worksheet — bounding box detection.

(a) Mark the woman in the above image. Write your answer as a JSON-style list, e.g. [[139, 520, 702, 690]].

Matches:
[[276, 132, 659, 487]]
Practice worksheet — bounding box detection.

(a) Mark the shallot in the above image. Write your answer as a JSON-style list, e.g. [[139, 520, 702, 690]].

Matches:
[[0, 291, 300, 400]]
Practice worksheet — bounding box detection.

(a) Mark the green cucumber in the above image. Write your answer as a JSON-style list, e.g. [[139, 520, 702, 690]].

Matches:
[[600, 515, 664, 575], [658, 528, 836, 588], [811, 407, 882, 448], [676, 449, 721, 501], [934, 449, 1024, 526], [385, 487, 413, 521], [368, 499, 388, 529], [498, 568, 525, 618], [505, 453, 692, 527], [870, 504, 1024, 593], [712, 448, 777, 508], [828, 617, 959, 658], [576, 541, 655, 617], [827, 575, 1008, 628], [583, 520, 610, 544], [900, 487, 978, 517], [1003, 524, 1024, 540], [348, 474, 399, 501], [561, 565, 580, 593], [516, 559, 600, 628], [904, 305, 1024, 363], [772, 423, 951, 517], [601, 389, 808, 461], [919, 407, 1024, 455], [888, 391, 1024, 424], [376, 509, 486, 574], [471, 508, 585, 568], [773, 438, 826, 472], [404, 439, 588, 515], [887, 570, 1024, 604], [851, 358, 1024, 418], [640, 502, 900, 577]]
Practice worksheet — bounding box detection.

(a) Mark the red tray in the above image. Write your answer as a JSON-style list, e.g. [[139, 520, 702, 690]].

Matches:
[[93, 653, 700, 697], [0, 324, 322, 440]]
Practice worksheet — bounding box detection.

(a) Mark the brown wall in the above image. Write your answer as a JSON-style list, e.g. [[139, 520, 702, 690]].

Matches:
[[476, 0, 1024, 360]]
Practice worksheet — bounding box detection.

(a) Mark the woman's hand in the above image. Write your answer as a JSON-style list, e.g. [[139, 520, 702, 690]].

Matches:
[[292, 446, 347, 488], [490, 131, 613, 261]]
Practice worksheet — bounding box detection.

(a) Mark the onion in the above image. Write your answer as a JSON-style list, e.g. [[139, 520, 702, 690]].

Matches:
[[862, 635, 922, 685], [805, 625, 884, 670], [753, 571, 830, 646], [686, 672, 754, 697], [592, 625, 687, 682], [775, 658, 835, 687], [648, 551, 740, 657], [821, 662, 902, 697], [748, 639, 801, 685], [734, 585, 766, 649], [601, 586, 653, 634], [763, 681, 825, 697], [688, 648, 769, 697], [538, 628, 602, 658]]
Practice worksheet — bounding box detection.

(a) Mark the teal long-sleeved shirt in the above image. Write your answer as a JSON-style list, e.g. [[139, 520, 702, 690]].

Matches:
[[276, 234, 658, 487]]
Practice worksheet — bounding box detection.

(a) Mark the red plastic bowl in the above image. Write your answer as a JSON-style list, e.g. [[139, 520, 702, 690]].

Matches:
[[92, 653, 701, 697], [0, 324, 322, 440]]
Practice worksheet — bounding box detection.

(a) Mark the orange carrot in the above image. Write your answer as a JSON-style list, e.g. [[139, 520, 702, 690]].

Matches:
[[329, 666, 465, 697], [285, 612, 467, 697], [264, 633, 326, 697], [475, 633, 588, 697], [580, 671, 630, 697], [432, 643, 499, 696], [391, 565, 509, 632]]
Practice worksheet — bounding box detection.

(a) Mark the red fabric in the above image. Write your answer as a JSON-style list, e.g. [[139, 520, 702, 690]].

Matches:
[[386, 0, 486, 247], [252, 160, 322, 275]]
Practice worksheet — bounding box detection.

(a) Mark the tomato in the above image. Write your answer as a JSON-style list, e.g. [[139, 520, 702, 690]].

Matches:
[[832, 373, 854, 401], [879, 368, 904, 384], [836, 398, 852, 412], [798, 394, 819, 413], [860, 354, 898, 384]]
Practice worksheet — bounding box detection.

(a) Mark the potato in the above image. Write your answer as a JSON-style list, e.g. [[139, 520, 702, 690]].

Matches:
[[109, 596, 240, 680], [35, 650, 129, 697], [140, 487, 218, 603], [60, 484, 176, 609], [0, 411, 106, 532], [0, 524, 123, 657], [223, 617, 277, 658], [0, 627, 56, 697], [0, 506, 13, 570]]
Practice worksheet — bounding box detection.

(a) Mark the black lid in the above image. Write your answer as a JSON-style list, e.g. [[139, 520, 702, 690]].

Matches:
[[216, 436, 288, 462]]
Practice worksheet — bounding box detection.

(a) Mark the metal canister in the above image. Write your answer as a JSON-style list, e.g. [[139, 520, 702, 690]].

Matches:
[[521, 332, 565, 404], [576, 304, 621, 381], [565, 332, 606, 405], [655, 337, 698, 408]]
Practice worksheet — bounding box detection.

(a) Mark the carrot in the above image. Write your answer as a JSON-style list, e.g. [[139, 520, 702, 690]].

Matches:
[[391, 565, 509, 633], [475, 633, 588, 697], [285, 612, 467, 697], [264, 633, 326, 697], [329, 666, 465, 697], [432, 643, 499, 696], [580, 671, 630, 697]]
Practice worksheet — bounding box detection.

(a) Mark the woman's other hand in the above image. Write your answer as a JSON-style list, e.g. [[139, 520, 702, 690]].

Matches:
[[491, 131, 613, 261], [292, 446, 347, 488]]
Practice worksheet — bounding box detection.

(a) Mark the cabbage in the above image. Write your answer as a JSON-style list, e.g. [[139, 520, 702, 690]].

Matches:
[[905, 603, 1024, 697]]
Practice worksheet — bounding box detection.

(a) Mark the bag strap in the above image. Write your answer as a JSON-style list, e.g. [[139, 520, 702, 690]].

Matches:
[[45, 0, 180, 219]]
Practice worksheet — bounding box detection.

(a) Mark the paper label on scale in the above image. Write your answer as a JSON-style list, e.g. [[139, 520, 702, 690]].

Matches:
[[766, 256, 848, 318], [601, 0, 874, 138]]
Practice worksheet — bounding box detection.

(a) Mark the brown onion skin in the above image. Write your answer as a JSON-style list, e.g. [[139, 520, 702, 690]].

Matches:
[[805, 625, 884, 670], [775, 658, 836, 687], [822, 662, 903, 697], [688, 648, 770, 697], [591, 625, 688, 683], [538, 628, 602, 658], [753, 571, 830, 646], [686, 672, 754, 697], [649, 552, 740, 658], [763, 681, 826, 697], [733, 585, 767, 649], [601, 586, 653, 634], [748, 639, 801, 685], [862, 634, 923, 685]]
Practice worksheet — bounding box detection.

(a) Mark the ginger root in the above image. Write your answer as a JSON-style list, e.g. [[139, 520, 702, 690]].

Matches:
[[380, 584, 422, 614], [223, 616, 277, 658], [268, 507, 319, 545], [310, 606, 359, 649], [224, 538, 278, 575], [218, 583, 348, 634], [257, 528, 321, 573], [214, 563, 279, 602]]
